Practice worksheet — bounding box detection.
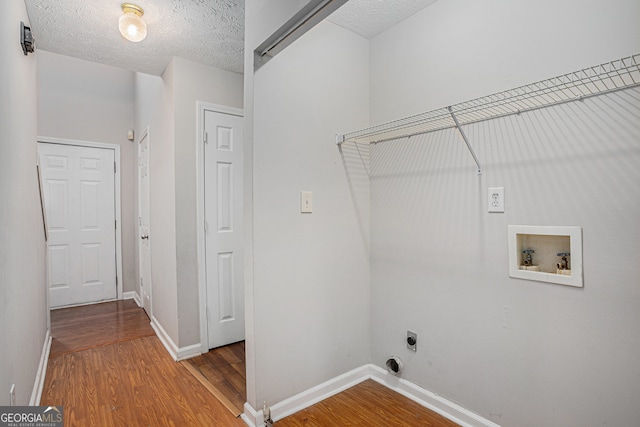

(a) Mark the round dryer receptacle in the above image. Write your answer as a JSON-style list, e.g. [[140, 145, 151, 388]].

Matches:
[[385, 356, 403, 376]]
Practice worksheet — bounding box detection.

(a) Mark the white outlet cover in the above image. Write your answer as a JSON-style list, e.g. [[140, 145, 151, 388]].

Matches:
[[488, 187, 504, 213]]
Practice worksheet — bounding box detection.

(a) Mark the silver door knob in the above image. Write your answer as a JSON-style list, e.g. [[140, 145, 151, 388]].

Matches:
[[141, 234, 149, 240]]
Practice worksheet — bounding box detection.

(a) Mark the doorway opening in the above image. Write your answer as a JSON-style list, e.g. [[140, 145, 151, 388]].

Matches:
[[195, 103, 246, 415]]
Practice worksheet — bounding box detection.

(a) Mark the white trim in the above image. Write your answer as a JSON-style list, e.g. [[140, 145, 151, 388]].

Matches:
[[271, 365, 370, 421], [507, 225, 583, 287], [136, 127, 152, 316], [175, 344, 202, 361], [151, 316, 178, 360], [123, 291, 142, 307], [368, 365, 502, 427], [241, 402, 263, 427], [196, 102, 244, 354], [150, 316, 202, 361], [50, 298, 117, 310], [242, 364, 500, 427], [37, 136, 124, 301], [38, 136, 123, 151], [29, 330, 51, 406]]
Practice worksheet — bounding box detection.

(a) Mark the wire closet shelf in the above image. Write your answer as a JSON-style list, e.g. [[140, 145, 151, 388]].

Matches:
[[337, 54, 640, 147]]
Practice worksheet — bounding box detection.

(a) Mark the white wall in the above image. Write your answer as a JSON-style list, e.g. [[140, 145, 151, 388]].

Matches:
[[172, 57, 243, 347], [133, 57, 243, 351], [370, 0, 640, 123], [134, 73, 170, 323], [368, 0, 640, 425], [244, 0, 315, 408], [37, 51, 137, 293], [145, 60, 180, 344], [0, 0, 47, 405], [249, 16, 371, 408]]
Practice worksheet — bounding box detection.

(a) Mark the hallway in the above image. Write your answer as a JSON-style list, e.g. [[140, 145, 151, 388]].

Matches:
[[41, 300, 244, 426]]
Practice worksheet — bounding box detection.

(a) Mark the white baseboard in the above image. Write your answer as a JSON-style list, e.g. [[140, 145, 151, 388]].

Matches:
[[272, 365, 370, 421], [368, 365, 501, 427], [122, 291, 142, 307], [150, 316, 202, 362], [175, 343, 202, 361], [29, 330, 52, 406], [241, 402, 263, 427], [243, 365, 370, 427], [241, 364, 500, 427]]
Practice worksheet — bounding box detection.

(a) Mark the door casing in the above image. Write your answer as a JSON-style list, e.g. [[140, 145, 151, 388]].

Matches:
[[137, 128, 152, 315]]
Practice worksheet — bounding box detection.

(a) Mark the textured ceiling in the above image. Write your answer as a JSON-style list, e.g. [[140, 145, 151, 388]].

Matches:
[[24, 0, 245, 76], [23, 0, 438, 76], [328, 0, 438, 39]]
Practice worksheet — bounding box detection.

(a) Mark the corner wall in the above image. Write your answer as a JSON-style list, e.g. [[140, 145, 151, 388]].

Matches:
[[0, 0, 47, 405], [133, 58, 243, 352], [248, 16, 371, 407], [142, 60, 180, 346], [370, 0, 640, 123], [368, 0, 640, 425], [172, 57, 243, 348]]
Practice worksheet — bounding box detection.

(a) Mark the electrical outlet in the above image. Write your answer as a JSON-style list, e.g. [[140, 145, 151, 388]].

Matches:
[[488, 187, 504, 213], [407, 331, 417, 352], [9, 384, 15, 406]]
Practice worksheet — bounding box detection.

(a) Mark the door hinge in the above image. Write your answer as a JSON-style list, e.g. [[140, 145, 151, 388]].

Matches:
[[115, 219, 117, 229], [204, 131, 208, 144], [206, 306, 210, 320], [204, 220, 208, 234], [116, 276, 118, 286], [114, 162, 116, 173]]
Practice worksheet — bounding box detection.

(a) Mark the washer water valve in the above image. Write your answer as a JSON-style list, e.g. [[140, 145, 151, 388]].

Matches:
[[407, 331, 417, 352]]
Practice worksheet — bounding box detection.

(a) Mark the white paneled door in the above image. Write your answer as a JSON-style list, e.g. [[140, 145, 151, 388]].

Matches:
[[38, 143, 117, 308], [204, 109, 244, 349], [138, 130, 152, 316]]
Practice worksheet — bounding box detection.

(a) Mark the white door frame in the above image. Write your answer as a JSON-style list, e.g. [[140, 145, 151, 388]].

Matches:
[[137, 127, 152, 314], [196, 102, 244, 354], [38, 136, 124, 301]]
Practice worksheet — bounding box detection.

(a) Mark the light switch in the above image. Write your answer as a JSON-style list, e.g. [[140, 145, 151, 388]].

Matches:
[[300, 191, 312, 213], [488, 187, 504, 213]]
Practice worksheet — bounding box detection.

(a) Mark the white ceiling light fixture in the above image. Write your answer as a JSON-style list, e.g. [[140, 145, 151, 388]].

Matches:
[[119, 3, 147, 42]]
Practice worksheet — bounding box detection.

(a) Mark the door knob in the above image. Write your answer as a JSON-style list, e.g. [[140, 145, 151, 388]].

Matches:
[[141, 234, 149, 240]]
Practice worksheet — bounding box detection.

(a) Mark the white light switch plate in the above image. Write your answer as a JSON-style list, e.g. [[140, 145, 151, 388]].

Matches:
[[488, 187, 504, 213], [300, 191, 312, 213]]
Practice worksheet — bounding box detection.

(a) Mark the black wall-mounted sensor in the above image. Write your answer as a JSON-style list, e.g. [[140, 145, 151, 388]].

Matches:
[[21, 21, 35, 55]]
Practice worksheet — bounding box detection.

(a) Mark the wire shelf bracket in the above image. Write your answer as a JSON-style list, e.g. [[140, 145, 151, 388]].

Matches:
[[336, 53, 640, 173], [448, 106, 482, 174]]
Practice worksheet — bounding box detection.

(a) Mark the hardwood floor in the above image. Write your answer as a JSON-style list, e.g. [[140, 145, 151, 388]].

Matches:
[[49, 299, 155, 358], [182, 341, 246, 417], [43, 300, 459, 426], [42, 300, 244, 427], [276, 380, 460, 427]]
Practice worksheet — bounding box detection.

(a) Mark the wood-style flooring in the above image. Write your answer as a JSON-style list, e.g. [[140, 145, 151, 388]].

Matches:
[[49, 299, 155, 357], [182, 341, 246, 417], [41, 300, 244, 427], [277, 379, 460, 427], [43, 300, 459, 426]]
